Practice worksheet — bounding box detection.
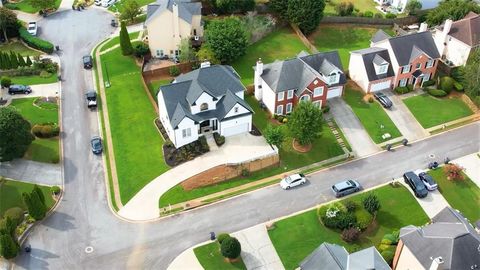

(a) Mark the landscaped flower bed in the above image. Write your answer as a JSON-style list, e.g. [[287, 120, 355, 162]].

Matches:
[[163, 137, 209, 167]]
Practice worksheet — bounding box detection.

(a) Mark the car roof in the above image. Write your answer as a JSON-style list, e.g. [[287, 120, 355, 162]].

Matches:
[[86, 91, 96, 97], [289, 174, 302, 180], [83, 55, 92, 59], [333, 180, 355, 189]]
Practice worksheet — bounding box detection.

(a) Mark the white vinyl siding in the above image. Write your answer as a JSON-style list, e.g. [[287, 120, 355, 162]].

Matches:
[[182, 128, 191, 138], [287, 89, 294, 99], [313, 86, 324, 97], [402, 65, 411, 73], [277, 91, 284, 101], [286, 103, 292, 113], [276, 105, 283, 115]]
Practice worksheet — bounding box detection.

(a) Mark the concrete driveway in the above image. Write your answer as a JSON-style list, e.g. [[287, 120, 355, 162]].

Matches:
[[0, 82, 60, 100], [382, 91, 429, 141], [329, 97, 380, 157], [453, 153, 480, 188], [0, 159, 61, 186]]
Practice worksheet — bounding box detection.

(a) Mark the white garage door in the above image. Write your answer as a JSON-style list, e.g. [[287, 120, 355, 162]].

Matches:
[[222, 123, 249, 137], [370, 81, 391, 92], [327, 87, 342, 99]]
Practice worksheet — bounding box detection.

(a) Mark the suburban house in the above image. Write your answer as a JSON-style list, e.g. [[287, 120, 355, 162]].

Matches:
[[370, 30, 440, 88], [157, 63, 253, 148], [433, 12, 480, 67], [145, 0, 203, 59], [393, 207, 480, 270], [349, 47, 396, 93], [254, 51, 346, 116], [373, 0, 440, 12], [299, 242, 391, 270]]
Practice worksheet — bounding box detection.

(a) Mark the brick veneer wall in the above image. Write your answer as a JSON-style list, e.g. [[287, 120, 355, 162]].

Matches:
[[394, 54, 439, 87]]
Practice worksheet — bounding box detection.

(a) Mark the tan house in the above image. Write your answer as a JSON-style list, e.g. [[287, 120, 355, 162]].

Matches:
[[145, 0, 203, 59]]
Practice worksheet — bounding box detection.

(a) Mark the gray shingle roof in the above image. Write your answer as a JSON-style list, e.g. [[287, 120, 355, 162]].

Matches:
[[371, 29, 391, 43], [351, 47, 395, 82], [399, 207, 480, 270], [443, 12, 480, 47], [387, 31, 440, 66], [300, 243, 348, 270], [146, 0, 201, 25], [347, 246, 391, 270]]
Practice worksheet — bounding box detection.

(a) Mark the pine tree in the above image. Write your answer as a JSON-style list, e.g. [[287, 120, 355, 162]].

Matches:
[[119, 21, 133, 56], [30, 191, 46, 220], [3, 52, 12, 70], [17, 53, 26, 67], [0, 232, 19, 259], [9, 51, 18, 69], [25, 55, 32, 66], [0, 52, 5, 70], [32, 184, 45, 205]]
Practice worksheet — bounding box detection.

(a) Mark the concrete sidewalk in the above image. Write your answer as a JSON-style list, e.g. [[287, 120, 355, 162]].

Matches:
[[0, 159, 61, 186], [453, 153, 480, 188], [167, 247, 203, 270]]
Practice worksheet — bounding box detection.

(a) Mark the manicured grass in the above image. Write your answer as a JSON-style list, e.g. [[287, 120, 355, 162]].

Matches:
[[0, 179, 55, 217], [428, 169, 480, 222], [0, 41, 41, 56], [268, 184, 429, 270], [5, 0, 62, 13], [194, 242, 247, 270], [109, 0, 154, 12], [10, 97, 58, 125], [324, 0, 378, 15], [310, 25, 393, 68], [231, 27, 309, 86], [147, 78, 172, 99], [343, 87, 401, 143], [24, 138, 60, 164], [100, 46, 168, 204], [100, 31, 140, 53], [403, 94, 473, 129], [11, 74, 58, 85]]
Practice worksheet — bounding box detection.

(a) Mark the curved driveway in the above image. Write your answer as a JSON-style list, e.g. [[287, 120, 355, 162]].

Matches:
[[13, 8, 480, 269]]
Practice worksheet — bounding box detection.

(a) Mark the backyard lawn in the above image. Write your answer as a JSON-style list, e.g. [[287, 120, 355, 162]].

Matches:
[[343, 86, 401, 143], [100, 31, 141, 53], [100, 46, 168, 204], [403, 94, 473, 129], [310, 25, 394, 68], [0, 41, 41, 56], [324, 0, 378, 15], [147, 78, 172, 99], [428, 169, 480, 222], [231, 27, 309, 86], [10, 74, 58, 85], [194, 241, 247, 270], [268, 184, 429, 270], [0, 178, 55, 217], [5, 0, 62, 13]]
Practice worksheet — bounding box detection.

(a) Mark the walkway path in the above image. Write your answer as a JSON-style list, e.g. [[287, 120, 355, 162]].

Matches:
[[0, 159, 61, 186], [167, 248, 203, 270], [453, 153, 480, 188]]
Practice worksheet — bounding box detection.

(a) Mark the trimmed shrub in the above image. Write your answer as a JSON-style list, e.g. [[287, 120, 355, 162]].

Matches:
[[40, 125, 53, 138], [39, 70, 51, 78], [19, 28, 54, 54], [439, 76, 455, 93], [363, 193, 381, 216], [51, 185, 61, 195], [394, 86, 410, 94], [367, 96, 374, 103], [282, 117, 288, 123], [407, 84, 413, 92], [169, 66, 180, 77], [133, 43, 149, 58], [381, 238, 393, 245], [343, 200, 357, 212], [220, 236, 241, 259], [355, 208, 373, 230], [217, 233, 230, 244], [336, 2, 354, 16], [364, 11, 374, 17], [385, 13, 397, 18], [374, 13, 383, 18], [3, 207, 24, 226], [341, 227, 360, 243], [31, 125, 43, 137], [1, 77, 12, 88], [213, 132, 225, 146], [428, 89, 448, 97], [422, 80, 435, 87], [453, 82, 464, 91], [318, 203, 356, 230], [380, 250, 394, 264], [382, 233, 397, 243]]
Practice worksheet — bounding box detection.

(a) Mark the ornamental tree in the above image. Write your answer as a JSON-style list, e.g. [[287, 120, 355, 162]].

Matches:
[[220, 236, 241, 259], [119, 21, 133, 56], [264, 124, 285, 148], [426, 0, 480, 26], [0, 232, 19, 259], [287, 101, 323, 146], [204, 17, 248, 63], [0, 107, 34, 161], [363, 193, 381, 219]]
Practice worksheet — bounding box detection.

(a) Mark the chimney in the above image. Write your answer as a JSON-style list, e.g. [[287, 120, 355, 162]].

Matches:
[[254, 58, 264, 101], [256, 58, 263, 75], [419, 23, 428, 32], [429, 257, 445, 270], [443, 19, 453, 36], [200, 61, 211, 68], [173, 2, 180, 45]]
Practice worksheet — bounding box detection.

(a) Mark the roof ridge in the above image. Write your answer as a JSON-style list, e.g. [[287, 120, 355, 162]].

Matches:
[[324, 244, 347, 269]]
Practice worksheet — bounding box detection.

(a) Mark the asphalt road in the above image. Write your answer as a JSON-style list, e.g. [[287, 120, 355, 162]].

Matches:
[[12, 8, 480, 270]]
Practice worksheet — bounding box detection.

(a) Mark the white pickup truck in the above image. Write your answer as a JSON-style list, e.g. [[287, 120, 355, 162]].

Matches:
[[27, 22, 37, 36]]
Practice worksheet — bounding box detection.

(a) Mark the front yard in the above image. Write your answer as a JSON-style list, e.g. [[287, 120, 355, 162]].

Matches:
[[4, 0, 62, 13], [0, 41, 42, 57], [403, 94, 474, 129], [268, 184, 429, 270], [343, 86, 401, 143], [194, 241, 247, 270], [10, 74, 58, 85], [0, 178, 55, 216]]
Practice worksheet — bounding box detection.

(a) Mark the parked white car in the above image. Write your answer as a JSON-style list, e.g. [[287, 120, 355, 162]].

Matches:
[[27, 22, 37, 36], [101, 0, 116, 7], [94, 0, 101, 5], [280, 173, 307, 190]]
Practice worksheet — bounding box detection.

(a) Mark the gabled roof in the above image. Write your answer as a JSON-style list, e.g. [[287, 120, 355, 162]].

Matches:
[[351, 47, 395, 82], [387, 31, 440, 66], [399, 207, 480, 270], [446, 11, 480, 47], [371, 29, 391, 43], [146, 0, 201, 25], [300, 243, 348, 270], [347, 247, 391, 270]]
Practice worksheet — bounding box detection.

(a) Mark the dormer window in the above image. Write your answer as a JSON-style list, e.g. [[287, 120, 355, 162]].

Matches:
[[328, 73, 339, 84], [200, 103, 208, 111], [234, 107, 238, 113], [374, 63, 388, 75]]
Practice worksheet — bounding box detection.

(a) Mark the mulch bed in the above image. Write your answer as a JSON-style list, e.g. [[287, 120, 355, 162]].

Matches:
[[250, 124, 262, 136], [292, 139, 312, 153]]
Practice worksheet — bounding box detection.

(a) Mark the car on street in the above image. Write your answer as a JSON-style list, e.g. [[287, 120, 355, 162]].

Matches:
[[418, 172, 438, 191], [91, 136, 103, 154], [331, 180, 361, 197], [8, 84, 32, 95], [101, 0, 116, 7], [94, 0, 101, 5], [83, 55, 93, 69], [27, 22, 37, 36], [373, 92, 393, 108], [86, 91, 97, 109], [403, 171, 428, 198], [280, 173, 307, 190]]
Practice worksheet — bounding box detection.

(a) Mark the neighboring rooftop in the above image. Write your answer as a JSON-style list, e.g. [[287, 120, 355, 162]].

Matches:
[[445, 11, 480, 46], [382, 31, 440, 66], [146, 0, 201, 24], [351, 47, 395, 82], [371, 29, 391, 43]]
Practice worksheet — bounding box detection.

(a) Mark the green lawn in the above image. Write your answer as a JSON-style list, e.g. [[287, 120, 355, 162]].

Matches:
[[10, 98, 58, 125], [24, 138, 60, 164], [109, 0, 154, 12], [310, 25, 393, 68], [11, 74, 58, 85], [194, 242, 247, 270], [231, 27, 309, 86], [428, 169, 480, 222], [0, 41, 41, 56], [100, 31, 140, 53], [324, 0, 378, 15], [0, 179, 55, 217], [403, 94, 473, 129], [343, 87, 401, 143], [147, 78, 172, 99], [100, 46, 168, 204], [5, 0, 62, 13], [268, 184, 429, 270]]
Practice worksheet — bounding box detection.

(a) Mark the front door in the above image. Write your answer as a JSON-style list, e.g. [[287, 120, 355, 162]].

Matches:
[[212, 119, 218, 130]]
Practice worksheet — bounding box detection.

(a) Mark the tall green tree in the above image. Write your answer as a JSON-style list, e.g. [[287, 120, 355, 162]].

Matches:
[[9, 51, 18, 69], [0, 233, 19, 259], [205, 17, 248, 63], [30, 0, 57, 12], [196, 44, 220, 64], [270, 0, 326, 35], [178, 38, 196, 63], [32, 184, 46, 205], [463, 48, 480, 104], [2, 52, 12, 70], [17, 53, 26, 67], [0, 7, 18, 42], [119, 21, 133, 56], [26, 56, 33, 66], [0, 52, 5, 70], [22, 191, 46, 220], [120, 0, 142, 23], [0, 107, 34, 162], [363, 193, 381, 219], [264, 124, 285, 148], [0, 217, 16, 236], [405, 0, 422, 15], [426, 0, 480, 25], [287, 101, 323, 146]]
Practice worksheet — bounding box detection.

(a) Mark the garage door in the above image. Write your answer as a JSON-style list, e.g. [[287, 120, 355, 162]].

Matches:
[[327, 87, 342, 99], [370, 81, 391, 92], [222, 123, 249, 137]]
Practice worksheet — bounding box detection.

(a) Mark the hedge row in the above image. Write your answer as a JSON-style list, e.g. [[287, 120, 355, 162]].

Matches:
[[394, 86, 411, 95], [19, 28, 54, 54], [428, 88, 448, 97]]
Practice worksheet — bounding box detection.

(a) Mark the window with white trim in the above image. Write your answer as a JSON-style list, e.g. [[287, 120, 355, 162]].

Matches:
[[286, 103, 292, 113], [287, 90, 294, 99], [415, 63, 421, 70], [423, 73, 431, 82], [399, 78, 408, 87], [426, 59, 434, 68], [182, 128, 191, 138], [234, 107, 239, 113], [328, 74, 339, 84], [313, 86, 324, 97], [277, 91, 284, 101], [313, 100, 322, 108], [300, 95, 310, 102], [276, 105, 283, 115], [378, 64, 388, 74], [402, 65, 411, 73]]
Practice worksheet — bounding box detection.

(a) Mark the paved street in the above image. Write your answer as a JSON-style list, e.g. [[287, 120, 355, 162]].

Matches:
[[10, 8, 480, 270]]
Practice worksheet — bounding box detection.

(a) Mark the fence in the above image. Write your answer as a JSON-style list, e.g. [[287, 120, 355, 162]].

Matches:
[[290, 24, 318, 53], [142, 61, 194, 82], [320, 15, 419, 26]]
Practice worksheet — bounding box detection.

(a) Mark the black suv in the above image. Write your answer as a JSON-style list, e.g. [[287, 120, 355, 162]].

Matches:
[[86, 91, 97, 109], [8, 85, 32, 95], [83, 55, 93, 69], [373, 92, 393, 108], [403, 171, 428, 198]]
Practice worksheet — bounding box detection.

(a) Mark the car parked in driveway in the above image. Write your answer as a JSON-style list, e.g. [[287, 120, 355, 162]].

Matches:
[[91, 136, 103, 154], [27, 22, 37, 36], [419, 172, 438, 191], [373, 92, 393, 108], [8, 85, 32, 95], [331, 180, 361, 198], [403, 171, 428, 198], [280, 173, 307, 190], [83, 55, 93, 69]]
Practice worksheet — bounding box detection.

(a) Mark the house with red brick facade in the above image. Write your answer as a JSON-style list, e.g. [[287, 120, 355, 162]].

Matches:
[[369, 31, 441, 89], [254, 51, 346, 116]]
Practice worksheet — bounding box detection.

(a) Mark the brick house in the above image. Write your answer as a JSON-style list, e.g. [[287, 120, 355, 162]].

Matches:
[[254, 51, 346, 116]]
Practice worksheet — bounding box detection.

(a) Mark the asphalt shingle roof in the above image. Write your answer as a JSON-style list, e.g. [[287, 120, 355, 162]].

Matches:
[[146, 0, 201, 25], [347, 247, 391, 270], [300, 243, 348, 270], [351, 47, 395, 82], [387, 31, 440, 66], [371, 29, 391, 43], [446, 11, 480, 46]]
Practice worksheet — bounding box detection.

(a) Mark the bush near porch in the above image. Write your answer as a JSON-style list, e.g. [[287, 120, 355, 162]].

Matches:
[[194, 241, 247, 270]]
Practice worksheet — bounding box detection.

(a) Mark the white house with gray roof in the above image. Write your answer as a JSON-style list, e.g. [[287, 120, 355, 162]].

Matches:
[[145, 0, 203, 59], [157, 64, 253, 148]]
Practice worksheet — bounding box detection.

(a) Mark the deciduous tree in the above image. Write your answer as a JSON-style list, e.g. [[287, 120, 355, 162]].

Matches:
[[196, 44, 220, 64], [178, 38, 196, 63], [0, 107, 34, 161], [270, 0, 326, 35], [205, 17, 248, 63], [220, 236, 241, 260], [363, 193, 381, 219], [264, 124, 285, 148], [287, 101, 323, 146], [405, 0, 422, 15], [30, 0, 57, 12], [0, 7, 17, 42], [426, 0, 480, 26], [462, 48, 480, 105], [120, 0, 142, 23]]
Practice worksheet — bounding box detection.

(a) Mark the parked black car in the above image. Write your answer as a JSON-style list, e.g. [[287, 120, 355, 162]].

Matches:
[[373, 92, 393, 108], [83, 55, 93, 69], [90, 136, 102, 154], [8, 85, 32, 95], [86, 91, 97, 109], [403, 171, 428, 198]]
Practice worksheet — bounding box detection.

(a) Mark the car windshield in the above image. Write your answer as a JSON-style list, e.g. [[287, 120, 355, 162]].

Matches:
[[28, 25, 35, 30], [332, 185, 339, 192], [83, 57, 91, 63], [423, 175, 435, 185], [92, 140, 101, 149], [284, 176, 293, 184]]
